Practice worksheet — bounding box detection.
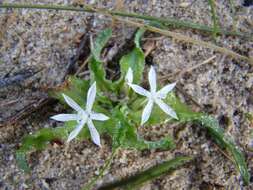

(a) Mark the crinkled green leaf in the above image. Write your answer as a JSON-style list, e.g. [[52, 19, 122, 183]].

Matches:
[[50, 76, 89, 107], [89, 57, 115, 92], [91, 28, 112, 62], [119, 29, 145, 85], [16, 126, 74, 172], [98, 156, 192, 190], [119, 48, 145, 85], [89, 29, 118, 92], [50, 75, 112, 107]]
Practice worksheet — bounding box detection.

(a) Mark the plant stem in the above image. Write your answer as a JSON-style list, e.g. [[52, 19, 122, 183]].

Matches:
[[98, 156, 192, 190], [82, 148, 118, 190], [0, 3, 249, 38]]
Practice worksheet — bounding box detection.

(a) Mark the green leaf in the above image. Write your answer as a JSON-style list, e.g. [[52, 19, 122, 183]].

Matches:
[[50, 75, 112, 108], [91, 28, 112, 62], [98, 156, 192, 190], [117, 28, 145, 87], [50, 76, 89, 107], [119, 47, 145, 84], [89, 28, 118, 92], [16, 126, 74, 172], [89, 57, 115, 92], [134, 28, 145, 48]]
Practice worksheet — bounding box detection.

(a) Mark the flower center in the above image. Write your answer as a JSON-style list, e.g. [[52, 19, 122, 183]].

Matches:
[[150, 92, 160, 102], [77, 110, 88, 123]]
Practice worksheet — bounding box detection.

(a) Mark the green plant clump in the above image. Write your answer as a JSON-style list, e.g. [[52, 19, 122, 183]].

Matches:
[[16, 28, 250, 187]]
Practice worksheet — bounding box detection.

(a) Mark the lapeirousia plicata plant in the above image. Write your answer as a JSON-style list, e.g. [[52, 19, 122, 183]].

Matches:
[[16, 28, 250, 188]]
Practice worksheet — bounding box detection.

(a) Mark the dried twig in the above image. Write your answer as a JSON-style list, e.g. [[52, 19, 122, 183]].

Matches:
[[1, 98, 56, 127], [111, 16, 252, 64], [159, 55, 217, 81], [64, 29, 91, 79], [74, 55, 91, 76]]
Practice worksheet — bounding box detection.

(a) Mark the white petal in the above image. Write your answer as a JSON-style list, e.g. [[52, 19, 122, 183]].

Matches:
[[90, 112, 109, 121], [51, 114, 78, 122], [86, 82, 97, 112], [87, 119, 101, 147], [149, 66, 157, 93], [157, 82, 176, 99], [155, 99, 178, 119], [125, 67, 133, 84], [67, 120, 86, 143], [62, 94, 82, 112], [141, 100, 154, 125], [128, 84, 150, 97]]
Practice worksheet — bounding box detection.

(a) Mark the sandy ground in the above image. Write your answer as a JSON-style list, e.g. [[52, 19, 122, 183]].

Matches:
[[0, 0, 253, 189]]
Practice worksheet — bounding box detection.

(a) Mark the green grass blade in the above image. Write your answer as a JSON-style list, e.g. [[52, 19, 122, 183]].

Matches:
[[208, 0, 220, 40], [0, 3, 251, 39], [97, 156, 192, 190], [198, 115, 250, 185], [134, 28, 145, 48]]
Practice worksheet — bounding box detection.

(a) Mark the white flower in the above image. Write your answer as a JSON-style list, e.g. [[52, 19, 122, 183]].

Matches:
[[51, 82, 109, 147], [125, 67, 133, 84], [127, 66, 178, 125]]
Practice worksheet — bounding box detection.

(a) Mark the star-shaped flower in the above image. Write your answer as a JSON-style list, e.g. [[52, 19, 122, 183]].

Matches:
[[51, 82, 109, 147], [127, 66, 178, 125]]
